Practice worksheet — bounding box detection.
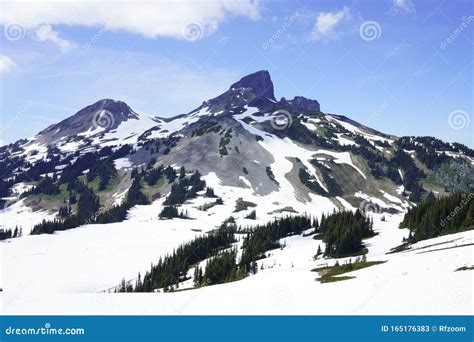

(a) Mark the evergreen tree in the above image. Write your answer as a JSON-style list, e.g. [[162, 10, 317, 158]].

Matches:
[[126, 178, 148, 206], [77, 187, 99, 221]]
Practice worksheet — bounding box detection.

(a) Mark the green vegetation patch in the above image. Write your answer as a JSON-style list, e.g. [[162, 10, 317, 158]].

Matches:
[[313, 260, 386, 283], [192, 123, 222, 137], [219, 129, 233, 156]]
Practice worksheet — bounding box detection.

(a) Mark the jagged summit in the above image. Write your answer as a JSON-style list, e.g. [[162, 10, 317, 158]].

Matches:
[[229, 70, 275, 101], [281, 96, 320, 112]]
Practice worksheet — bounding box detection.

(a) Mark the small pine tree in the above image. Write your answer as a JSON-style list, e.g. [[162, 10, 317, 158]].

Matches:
[[251, 261, 258, 274]]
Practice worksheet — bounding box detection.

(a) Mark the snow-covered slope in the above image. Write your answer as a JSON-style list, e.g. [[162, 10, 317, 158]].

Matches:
[[1, 213, 472, 315]]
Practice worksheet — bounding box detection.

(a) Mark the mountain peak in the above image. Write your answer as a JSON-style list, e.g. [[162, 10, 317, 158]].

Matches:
[[89, 99, 134, 116], [229, 70, 275, 101]]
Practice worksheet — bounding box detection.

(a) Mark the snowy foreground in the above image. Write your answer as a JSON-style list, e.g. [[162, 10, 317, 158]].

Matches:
[[1, 208, 472, 315]]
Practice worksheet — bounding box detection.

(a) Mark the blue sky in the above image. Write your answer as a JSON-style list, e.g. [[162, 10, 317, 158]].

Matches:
[[0, 0, 472, 146]]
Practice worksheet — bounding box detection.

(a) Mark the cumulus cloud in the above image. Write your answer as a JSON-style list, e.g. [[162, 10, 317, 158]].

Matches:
[[0, 55, 16, 74], [311, 6, 351, 41], [1, 0, 261, 40], [391, 0, 416, 14], [35, 24, 73, 52]]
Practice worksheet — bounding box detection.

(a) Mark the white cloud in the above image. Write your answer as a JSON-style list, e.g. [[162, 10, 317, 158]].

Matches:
[[35, 24, 73, 52], [311, 6, 351, 41], [0, 55, 16, 74], [391, 0, 416, 14], [1, 0, 261, 40]]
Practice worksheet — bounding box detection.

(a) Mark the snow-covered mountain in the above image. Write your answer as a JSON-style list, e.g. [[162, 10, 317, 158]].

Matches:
[[0, 70, 472, 315]]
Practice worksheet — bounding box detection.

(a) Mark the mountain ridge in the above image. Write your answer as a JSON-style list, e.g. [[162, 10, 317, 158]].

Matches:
[[0, 70, 472, 230]]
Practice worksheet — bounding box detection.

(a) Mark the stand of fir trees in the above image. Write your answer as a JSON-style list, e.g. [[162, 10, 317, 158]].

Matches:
[[31, 186, 100, 234], [20, 176, 60, 198], [144, 165, 163, 186], [318, 209, 374, 258], [200, 248, 245, 286], [164, 170, 206, 206], [0, 179, 15, 198], [0, 226, 22, 241], [86, 158, 118, 191], [400, 192, 474, 243], [159, 205, 189, 219]]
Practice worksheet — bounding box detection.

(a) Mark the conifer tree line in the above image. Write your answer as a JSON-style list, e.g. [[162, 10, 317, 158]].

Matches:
[[118, 219, 237, 292], [59, 146, 128, 185], [0, 226, 22, 241], [29, 163, 207, 233], [117, 208, 379, 292], [397, 136, 473, 168], [0, 179, 15, 198], [120, 215, 316, 292], [240, 215, 314, 271], [31, 185, 101, 234], [288, 131, 439, 202], [400, 192, 474, 243], [20, 176, 60, 198], [428, 161, 473, 193], [31, 171, 151, 234], [346, 136, 427, 201]]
